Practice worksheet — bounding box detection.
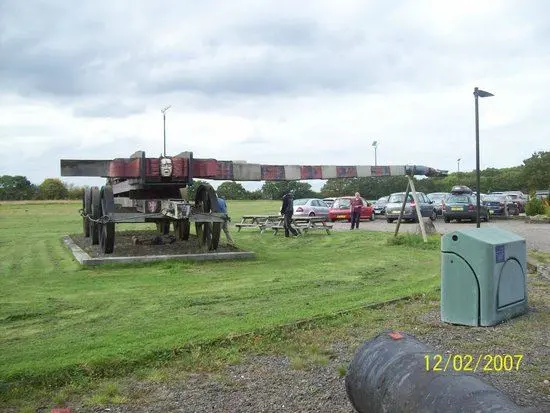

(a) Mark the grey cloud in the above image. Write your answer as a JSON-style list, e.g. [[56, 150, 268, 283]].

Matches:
[[73, 100, 146, 118], [0, 0, 549, 103]]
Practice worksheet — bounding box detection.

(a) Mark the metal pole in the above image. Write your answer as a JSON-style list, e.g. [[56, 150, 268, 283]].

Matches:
[[161, 105, 171, 157], [375, 146, 377, 166], [474, 88, 481, 228]]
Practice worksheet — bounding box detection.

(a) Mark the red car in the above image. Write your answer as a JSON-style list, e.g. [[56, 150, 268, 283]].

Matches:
[[328, 197, 375, 222]]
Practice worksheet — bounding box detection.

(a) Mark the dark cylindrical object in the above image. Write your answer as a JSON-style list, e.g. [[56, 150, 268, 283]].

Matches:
[[345, 331, 529, 413]]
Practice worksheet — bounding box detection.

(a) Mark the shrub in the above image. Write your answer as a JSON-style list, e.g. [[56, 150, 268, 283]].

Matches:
[[525, 195, 545, 216]]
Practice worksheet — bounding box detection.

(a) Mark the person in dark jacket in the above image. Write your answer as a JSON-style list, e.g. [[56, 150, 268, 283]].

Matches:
[[217, 194, 234, 245], [280, 190, 299, 237], [350, 192, 364, 230]]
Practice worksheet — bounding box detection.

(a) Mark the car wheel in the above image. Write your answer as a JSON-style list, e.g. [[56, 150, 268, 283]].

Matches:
[[444, 216, 451, 223], [430, 210, 437, 221], [386, 218, 394, 223], [309, 212, 315, 217]]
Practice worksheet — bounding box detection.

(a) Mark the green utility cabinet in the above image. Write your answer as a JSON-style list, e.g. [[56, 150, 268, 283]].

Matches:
[[441, 227, 528, 326]]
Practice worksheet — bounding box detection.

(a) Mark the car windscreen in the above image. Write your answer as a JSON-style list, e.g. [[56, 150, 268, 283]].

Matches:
[[446, 195, 471, 204], [293, 199, 308, 206], [333, 199, 351, 209], [506, 194, 519, 199], [388, 194, 413, 203]]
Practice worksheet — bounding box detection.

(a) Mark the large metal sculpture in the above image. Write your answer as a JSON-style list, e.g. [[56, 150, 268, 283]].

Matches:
[[61, 150, 448, 254]]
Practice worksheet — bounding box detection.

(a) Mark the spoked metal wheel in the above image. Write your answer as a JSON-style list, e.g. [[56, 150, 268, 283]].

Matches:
[[194, 183, 221, 251], [98, 185, 115, 254], [174, 220, 191, 240], [83, 187, 92, 237], [90, 186, 101, 245]]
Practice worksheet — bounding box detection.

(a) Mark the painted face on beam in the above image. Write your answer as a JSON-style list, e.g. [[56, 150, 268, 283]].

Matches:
[[160, 157, 173, 177]]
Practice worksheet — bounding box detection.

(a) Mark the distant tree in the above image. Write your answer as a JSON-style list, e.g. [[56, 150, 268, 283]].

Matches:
[[247, 189, 263, 200], [261, 181, 316, 200], [216, 181, 248, 200], [0, 175, 37, 200], [38, 178, 68, 200], [522, 151, 550, 191], [65, 183, 85, 200], [320, 179, 350, 197]]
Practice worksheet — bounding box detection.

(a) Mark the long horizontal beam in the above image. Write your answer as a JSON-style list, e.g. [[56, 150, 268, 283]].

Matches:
[[61, 158, 448, 180]]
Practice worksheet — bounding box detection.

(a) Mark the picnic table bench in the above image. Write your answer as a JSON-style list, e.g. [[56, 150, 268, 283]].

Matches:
[[272, 216, 333, 235], [235, 215, 281, 233]]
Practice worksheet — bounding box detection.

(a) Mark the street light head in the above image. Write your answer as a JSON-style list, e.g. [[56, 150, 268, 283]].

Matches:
[[474, 88, 494, 98], [457, 158, 461, 162], [372, 140, 378, 147], [161, 105, 172, 114]]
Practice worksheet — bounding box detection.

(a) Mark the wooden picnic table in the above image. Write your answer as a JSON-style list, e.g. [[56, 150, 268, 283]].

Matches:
[[271, 216, 333, 235], [235, 215, 282, 233]]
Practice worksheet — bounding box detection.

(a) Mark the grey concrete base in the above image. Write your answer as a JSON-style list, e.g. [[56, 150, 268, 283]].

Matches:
[[62, 236, 256, 266]]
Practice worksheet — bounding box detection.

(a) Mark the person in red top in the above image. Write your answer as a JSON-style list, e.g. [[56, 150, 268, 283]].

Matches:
[[350, 192, 364, 230]]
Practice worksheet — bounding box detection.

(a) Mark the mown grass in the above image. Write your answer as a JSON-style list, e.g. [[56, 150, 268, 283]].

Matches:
[[0, 200, 441, 409]]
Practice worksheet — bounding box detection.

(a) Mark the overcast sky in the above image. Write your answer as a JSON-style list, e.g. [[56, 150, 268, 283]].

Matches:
[[1, 0, 549, 190]]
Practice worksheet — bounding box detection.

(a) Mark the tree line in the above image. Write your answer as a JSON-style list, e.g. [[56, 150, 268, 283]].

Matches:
[[1, 151, 548, 201]]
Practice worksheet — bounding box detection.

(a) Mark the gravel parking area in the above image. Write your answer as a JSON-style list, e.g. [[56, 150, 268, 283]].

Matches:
[[332, 216, 550, 252]]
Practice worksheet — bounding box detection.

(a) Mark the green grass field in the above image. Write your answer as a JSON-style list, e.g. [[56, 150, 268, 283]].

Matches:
[[0, 200, 440, 397]]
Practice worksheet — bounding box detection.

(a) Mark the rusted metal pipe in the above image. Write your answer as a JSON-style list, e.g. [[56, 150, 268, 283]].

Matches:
[[345, 331, 532, 413]]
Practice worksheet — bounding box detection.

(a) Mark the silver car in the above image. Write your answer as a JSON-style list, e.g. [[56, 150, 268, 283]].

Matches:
[[293, 198, 330, 217], [385, 192, 437, 222]]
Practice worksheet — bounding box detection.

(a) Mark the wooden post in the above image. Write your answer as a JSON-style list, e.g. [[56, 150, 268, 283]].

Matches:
[[394, 180, 410, 237], [408, 176, 427, 243]]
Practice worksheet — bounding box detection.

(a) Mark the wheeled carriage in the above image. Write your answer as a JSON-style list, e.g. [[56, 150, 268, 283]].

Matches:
[[63, 149, 448, 254]]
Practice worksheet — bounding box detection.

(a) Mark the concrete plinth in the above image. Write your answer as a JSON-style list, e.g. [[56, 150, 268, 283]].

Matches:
[[62, 236, 256, 266]]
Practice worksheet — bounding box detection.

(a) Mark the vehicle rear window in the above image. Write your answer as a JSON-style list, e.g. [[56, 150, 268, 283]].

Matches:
[[484, 196, 504, 202], [447, 195, 470, 203], [428, 193, 447, 201], [388, 194, 413, 203], [333, 199, 350, 208]]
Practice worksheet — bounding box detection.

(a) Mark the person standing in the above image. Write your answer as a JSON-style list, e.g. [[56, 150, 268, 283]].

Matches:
[[350, 192, 364, 230], [217, 194, 234, 245], [280, 190, 299, 237]]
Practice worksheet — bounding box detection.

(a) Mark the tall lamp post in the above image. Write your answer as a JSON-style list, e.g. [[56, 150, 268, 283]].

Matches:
[[372, 140, 378, 166], [161, 105, 172, 156], [457, 158, 461, 173], [474, 87, 493, 228]]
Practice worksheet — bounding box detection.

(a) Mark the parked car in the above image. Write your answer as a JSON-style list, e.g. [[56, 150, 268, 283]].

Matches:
[[322, 197, 336, 208], [451, 185, 473, 194], [385, 192, 437, 223], [293, 198, 330, 217], [503, 191, 527, 213], [328, 197, 375, 222], [373, 196, 389, 215], [427, 192, 449, 216], [482, 194, 520, 216], [535, 189, 550, 200], [443, 193, 489, 223]]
